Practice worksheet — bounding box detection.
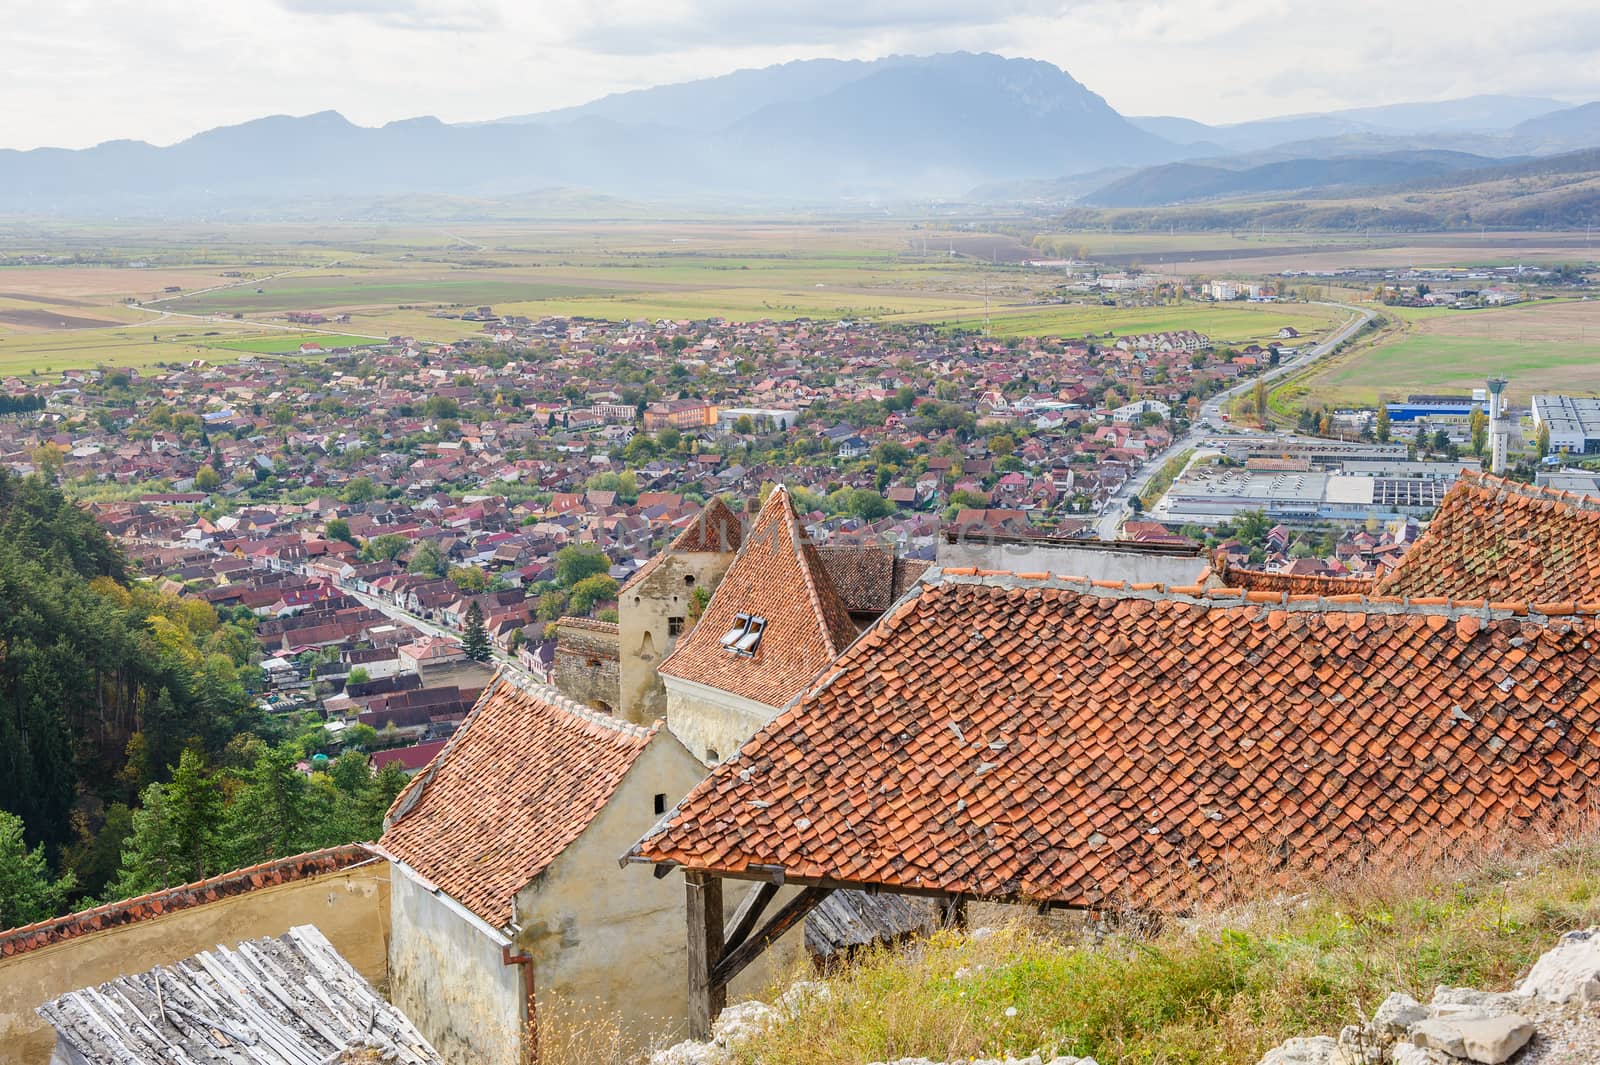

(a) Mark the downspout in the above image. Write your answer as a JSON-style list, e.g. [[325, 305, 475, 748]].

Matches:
[[501, 941, 538, 1065]]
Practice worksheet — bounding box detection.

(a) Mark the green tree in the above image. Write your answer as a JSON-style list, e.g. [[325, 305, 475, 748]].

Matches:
[[1537, 422, 1551, 459], [106, 749, 222, 898], [0, 810, 76, 926], [1375, 404, 1391, 444], [733, 415, 754, 434], [325, 518, 355, 544], [342, 476, 378, 504], [568, 574, 620, 616], [1469, 408, 1488, 456], [194, 464, 221, 491], [220, 744, 307, 868], [1235, 510, 1272, 547], [362, 533, 410, 562], [462, 601, 492, 663], [555, 544, 610, 588], [406, 540, 447, 578], [449, 565, 489, 593]]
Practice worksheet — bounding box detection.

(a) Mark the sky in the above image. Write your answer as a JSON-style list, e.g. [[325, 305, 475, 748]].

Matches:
[[2, 0, 1598, 150]]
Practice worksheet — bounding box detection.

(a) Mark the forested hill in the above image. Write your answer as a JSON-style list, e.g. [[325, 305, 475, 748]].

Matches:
[[0, 471, 404, 929]]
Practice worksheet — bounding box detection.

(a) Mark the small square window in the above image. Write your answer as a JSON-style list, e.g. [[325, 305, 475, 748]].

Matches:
[[668, 616, 685, 637], [654, 793, 667, 815]]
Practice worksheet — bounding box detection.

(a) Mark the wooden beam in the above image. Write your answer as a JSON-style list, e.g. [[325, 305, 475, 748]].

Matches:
[[710, 886, 831, 990], [685, 871, 725, 1041], [942, 893, 968, 930], [723, 881, 780, 954]]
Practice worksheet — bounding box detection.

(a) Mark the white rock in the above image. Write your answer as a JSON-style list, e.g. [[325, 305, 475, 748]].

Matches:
[[1430, 985, 1529, 1015], [1371, 991, 1429, 1036], [1517, 926, 1600, 1004], [649, 1040, 726, 1065], [710, 1000, 778, 1048], [1410, 1015, 1534, 1064], [1389, 1045, 1432, 1065], [1256, 1035, 1356, 1065]]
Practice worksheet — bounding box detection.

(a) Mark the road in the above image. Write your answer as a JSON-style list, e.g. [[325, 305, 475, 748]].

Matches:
[[1094, 301, 1374, 540], [342, 586, 528, 675]]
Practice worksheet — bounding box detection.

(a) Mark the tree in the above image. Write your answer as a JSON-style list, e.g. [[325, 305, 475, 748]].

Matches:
[[555, 544, 610, 588], [194, 464, 221, 491], [325, 518, 356, 545], [106, 749, 222, 898], [462, 601, 492, 663], [1537, 422, 1551, 459], [362, 533, 409, 562], [406, 540, 446, 578], [449, 565, 489, 593], [1375, 404, 1391, 444], [220, 744, 307, 868], [342, 476, 378, 504], [1253, 378, 1268, 426], [733, 415, 754, 434], [0, 810, 75, 926], [1470, 408, 1488, 456], [568, 574, 620, 616]]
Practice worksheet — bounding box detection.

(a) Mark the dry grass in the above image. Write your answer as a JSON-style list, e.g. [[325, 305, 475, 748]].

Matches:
[[730, 831, 1600, 1065]]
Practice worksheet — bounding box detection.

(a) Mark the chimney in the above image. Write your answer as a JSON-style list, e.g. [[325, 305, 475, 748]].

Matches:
[[1487, 377, 1509, 475]]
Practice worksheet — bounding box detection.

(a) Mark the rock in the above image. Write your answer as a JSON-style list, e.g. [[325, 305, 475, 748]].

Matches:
[[1371, 991, 1429, 1037], [1410, 1015, 1534, 1064], [1516, 926, 1600, 1005], [1256, 1035, 1355, 1065], [1430, 985, 1530, 1015], [1388, 1045, 1431, 1065], [710, 1000, 778, 1048], [649, 1041, 725, 1065]]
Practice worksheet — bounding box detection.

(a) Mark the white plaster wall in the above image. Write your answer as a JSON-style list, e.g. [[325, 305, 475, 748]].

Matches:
[[663, 678, 776, 766], [389, 864, 526, 1065], [513, 736, 802, 1047]]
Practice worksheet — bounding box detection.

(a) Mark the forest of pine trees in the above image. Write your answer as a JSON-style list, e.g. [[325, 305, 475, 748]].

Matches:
[[0, 471, 407, 930]]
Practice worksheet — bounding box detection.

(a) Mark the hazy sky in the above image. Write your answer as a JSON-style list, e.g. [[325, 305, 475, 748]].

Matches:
[[3, 0, 1597, 149]]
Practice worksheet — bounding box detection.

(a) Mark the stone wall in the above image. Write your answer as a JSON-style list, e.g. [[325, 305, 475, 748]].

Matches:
[[552, 617, 621, 713], [0, 851, 388, 1064], [618, 549, 736, 724]]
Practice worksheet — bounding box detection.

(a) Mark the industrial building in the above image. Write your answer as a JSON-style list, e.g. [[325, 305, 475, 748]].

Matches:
[[1532, 395, 1600, 455], [1151, 456, 1469, 527]]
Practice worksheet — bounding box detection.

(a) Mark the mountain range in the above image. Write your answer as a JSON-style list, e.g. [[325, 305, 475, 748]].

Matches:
[[2, 52, 1599, 222]]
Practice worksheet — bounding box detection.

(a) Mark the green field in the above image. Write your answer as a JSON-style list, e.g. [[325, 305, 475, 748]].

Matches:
[[893, 300, 1341, 341], [165, 277, 618, 315], [204, 333, 381, 354], [1302, 298, 1600, 405]]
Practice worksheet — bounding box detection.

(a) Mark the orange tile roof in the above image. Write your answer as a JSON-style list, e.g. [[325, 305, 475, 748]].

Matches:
[[1206, 555, 1377, 597], [633, 572, 1600, 910], [658, 486, 859, 709], [620, 497, 744, 595], [1375, 471, 1600, 602], [381, 672, 657, 927]]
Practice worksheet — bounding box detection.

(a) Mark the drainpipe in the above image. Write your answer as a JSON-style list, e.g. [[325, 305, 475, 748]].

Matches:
[[501, 941, 538, 1065]]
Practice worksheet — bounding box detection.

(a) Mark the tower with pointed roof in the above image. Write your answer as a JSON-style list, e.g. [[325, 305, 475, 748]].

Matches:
[[658, 485, 860, 763], [615, 496, 744, 722]]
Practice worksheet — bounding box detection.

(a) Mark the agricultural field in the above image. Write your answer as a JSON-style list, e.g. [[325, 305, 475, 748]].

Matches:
[[0, 220, 1587, 375], [1300, 297, 1600, 406], [203, 333, 384, 354], [892, 299, 1340, 342]]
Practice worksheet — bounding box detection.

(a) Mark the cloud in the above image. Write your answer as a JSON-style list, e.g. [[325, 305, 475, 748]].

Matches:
[[560, 0, 1076, 54], [269, 0, 502, 32]]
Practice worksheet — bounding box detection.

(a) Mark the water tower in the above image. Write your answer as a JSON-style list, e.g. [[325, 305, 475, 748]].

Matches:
[[1487, 377, 1509, 475]]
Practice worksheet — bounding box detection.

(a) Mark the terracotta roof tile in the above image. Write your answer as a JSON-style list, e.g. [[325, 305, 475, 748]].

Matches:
[[1375, 471, 1600, 602], [1205, 556, 1377, 597], [659, 486, 859, 709], [633, 572, 1600, 910], [381, 671, 656, 927]]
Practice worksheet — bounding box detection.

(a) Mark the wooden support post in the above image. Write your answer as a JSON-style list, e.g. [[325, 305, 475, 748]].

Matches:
[[710, 885, 831, 989], [724, 881, 780, 954], [685, 871, 725, 1040], [941, 893, 968, 930]]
